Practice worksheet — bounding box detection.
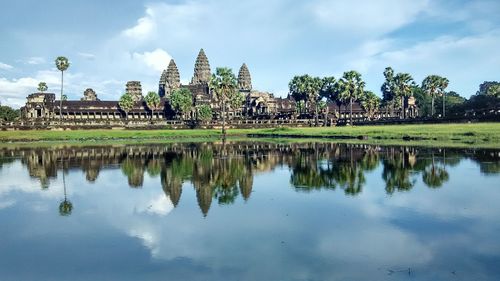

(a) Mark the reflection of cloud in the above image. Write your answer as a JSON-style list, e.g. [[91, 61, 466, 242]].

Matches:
[[137, 194, 174, 216], [0, 199, 15, 209]]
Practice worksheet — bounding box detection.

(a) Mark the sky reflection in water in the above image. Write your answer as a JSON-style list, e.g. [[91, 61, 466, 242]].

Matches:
[[0, 142, 499, 281]]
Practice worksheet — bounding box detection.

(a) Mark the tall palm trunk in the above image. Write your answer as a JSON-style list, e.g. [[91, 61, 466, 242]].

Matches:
[[59, 71, 63, 123], [222, 100, 226, 139], [315, 102, 319, 126], [401, 96, 405, 119], [431, 95, 435, 117], [442, 92, 446, 118], [349, 97, 353, 125]]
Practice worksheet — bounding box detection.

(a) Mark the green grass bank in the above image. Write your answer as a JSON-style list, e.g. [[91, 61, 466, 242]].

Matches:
[[0, 123, 499, 148]]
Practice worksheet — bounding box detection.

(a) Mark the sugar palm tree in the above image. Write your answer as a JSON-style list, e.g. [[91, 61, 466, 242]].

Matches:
[[394, 73, 414, 119], [209, 67, 239, 138], [439, 77, 450, 117], [144, 91, 161, 119], [422, 75, 448, 117], [55, 56, 70, 123], [338, 71, 365, 125], [37, 82, 48, 93], [119, 93, 134, 119], [360, 91, 381, 120], [289, 75, 322, 125]]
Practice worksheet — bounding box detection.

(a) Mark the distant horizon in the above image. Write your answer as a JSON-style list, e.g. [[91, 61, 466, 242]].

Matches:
[[1, 0, 499, 108]]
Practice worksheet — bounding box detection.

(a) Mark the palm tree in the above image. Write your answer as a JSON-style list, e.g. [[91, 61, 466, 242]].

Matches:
[[338, 71, 365, 125], [37, 82, 48, 93], [170, 88, 193, 120], [289, 75, 323, 125], [55, 56, 70, 123], [144, 91, 161, 119], [440, 77, 450, 117], [360, 91, 381, 120], [209, 67, 239, 138], [119, 93, 134, 119], [422, 75, 448, 117], [381, 67, 396, 117], [394, 73, 414, 119]]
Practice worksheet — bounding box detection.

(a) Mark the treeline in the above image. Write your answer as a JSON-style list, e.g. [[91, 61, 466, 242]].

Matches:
[[0, 103, 20, 122], [289, 67, 500, 122]]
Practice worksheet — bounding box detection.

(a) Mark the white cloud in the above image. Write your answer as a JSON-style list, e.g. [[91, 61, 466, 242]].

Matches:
[[26, 57, 46, 65], [311, 0, 430, 36], [0, 62, 14, 70], [77, 52, 96, 60], [351, 29, 500, 96], [122, 7, 156, 40], [132, 48, 172, 72]]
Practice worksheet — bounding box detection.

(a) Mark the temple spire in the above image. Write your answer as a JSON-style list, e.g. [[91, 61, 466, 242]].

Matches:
[[159, 59, 180, 97], [190, 48, 211, 85], [238, 63, 252, 91]]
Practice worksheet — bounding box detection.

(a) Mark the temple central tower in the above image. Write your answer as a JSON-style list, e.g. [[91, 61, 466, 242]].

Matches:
[[190, 48, 211, 85]]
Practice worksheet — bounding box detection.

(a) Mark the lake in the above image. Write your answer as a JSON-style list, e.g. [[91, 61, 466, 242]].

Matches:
[[0, 141, 499, 280]]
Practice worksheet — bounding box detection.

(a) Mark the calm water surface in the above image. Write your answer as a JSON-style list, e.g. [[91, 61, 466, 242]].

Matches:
[[0, 141, 499, 281]]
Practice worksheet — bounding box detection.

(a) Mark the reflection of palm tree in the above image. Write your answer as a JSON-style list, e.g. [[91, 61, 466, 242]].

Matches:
[[59, 169, 72, 216], [422, 153, 449, 188], [382, 149, 414, 194]]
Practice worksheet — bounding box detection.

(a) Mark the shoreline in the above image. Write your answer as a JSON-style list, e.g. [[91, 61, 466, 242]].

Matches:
[[0, 123, 499, 149]]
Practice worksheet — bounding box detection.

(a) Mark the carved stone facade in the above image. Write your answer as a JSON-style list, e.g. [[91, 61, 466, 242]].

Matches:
[[81, 88, 99, 101], [238, 63, 252, 92], [190, 49, 211, 85], [126, 81, 143, 102], [21, 48, 416, 125], [159, 59, 180, 98]]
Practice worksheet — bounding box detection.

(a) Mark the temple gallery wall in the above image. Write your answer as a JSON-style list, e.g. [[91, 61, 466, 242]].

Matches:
[[19, 49, 418, 129]]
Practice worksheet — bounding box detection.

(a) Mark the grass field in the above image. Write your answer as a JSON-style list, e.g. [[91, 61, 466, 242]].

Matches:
[[0, 123, 499, 148]]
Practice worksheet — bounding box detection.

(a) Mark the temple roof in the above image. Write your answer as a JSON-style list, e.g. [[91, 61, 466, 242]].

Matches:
[[238, 63, 252, 91], [190, 49, 211, 85], [165, 59, 180, 89]]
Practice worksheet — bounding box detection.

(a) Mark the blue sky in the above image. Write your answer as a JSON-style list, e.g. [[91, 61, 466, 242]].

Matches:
[[0, 0, 499, 107]]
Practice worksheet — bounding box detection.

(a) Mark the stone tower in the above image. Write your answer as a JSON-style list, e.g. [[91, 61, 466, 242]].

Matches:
[[190, 49, 211, 85], [160, 59, 181, 97], [81, 88, 99, 101], [238, 63, 252, 92], [125, 81, 143, 102]]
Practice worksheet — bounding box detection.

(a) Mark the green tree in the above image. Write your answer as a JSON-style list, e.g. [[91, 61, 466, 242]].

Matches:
[[435, 91, 466, 116], [381, 67, 397, 117], [55, 56, 70, 123], [422, 75, 448, 117], [119, 93, 134, 119], [360, 91, 381, 120], [37, 82, 48, 93], [197, 104, 213, 122], [486, 84, 500, 98], [394, 73, 414, 119], [0, 106, 20, 122], [338, 71, 365, 125], [288, 75, 322, 125], [477, 81, 500, 97], [170, 88, 193, 119], [144, 91, 162, 119], [209, 67, 239, 138]]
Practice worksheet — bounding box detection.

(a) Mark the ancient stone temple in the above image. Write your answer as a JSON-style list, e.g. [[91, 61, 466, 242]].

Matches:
[[125, 81, 143, 102], [159, 59, 180, 98], [20, 47, 412, 126], [190, 49, 211, 85], [238, 63, 252, 92], [81, 88, 99, 101]]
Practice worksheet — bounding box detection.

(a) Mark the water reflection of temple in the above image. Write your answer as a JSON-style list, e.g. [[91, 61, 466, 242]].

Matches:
[[0, 143, 498, 216]]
